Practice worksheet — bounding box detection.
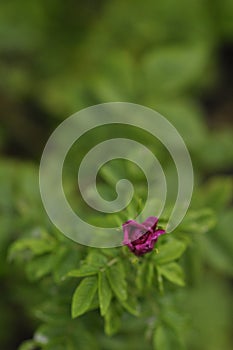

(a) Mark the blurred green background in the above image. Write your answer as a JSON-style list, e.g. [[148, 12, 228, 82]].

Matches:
[[0, 1, 232, 349]]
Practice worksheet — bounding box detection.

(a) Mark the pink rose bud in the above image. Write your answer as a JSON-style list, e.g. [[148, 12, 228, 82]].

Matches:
[[122, 216, 165, 256]]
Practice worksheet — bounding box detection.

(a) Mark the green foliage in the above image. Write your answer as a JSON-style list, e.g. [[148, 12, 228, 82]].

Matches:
[[0, 0, 232, 349], [153, 325, 171, 350], [142, 44, 208, 96], [4, 173, 231, 349], [98, 271, 112, 316], [106, 260, 127, 301], [9, 232, 57, 259], [104, 302, 122, 336], [154, 239, 187, 264], [72, 276, 98, 318], [157, 262, 185, 287]]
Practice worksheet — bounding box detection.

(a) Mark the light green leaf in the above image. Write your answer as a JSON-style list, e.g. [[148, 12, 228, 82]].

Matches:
[[98, 271, 112, 316], [26, 254, 56, 281], [157, 262, 185, 286], [104, 303, 121, 336], [18, 340, 38, 350], [204, 177, 233, 210], [53, 248, 81, 282], [87, 293, 100, 312], [180, 209, 216, 234], [100, 247, 119, 258], [199, 130, 233, 171], [136, 261, 148, 291], [119, 297, 140, 316], [68, 265, 99, 278], [202, 236, 233, 276], [72, 276, 98, 318], [136, 260, 155, 290], [146, 261, 155, 288], [157, 268, 164, 293], [107, 260, 127, 301], [143, 44, 208, 96], [154, 239, 187, 264], [86, 251, 108, 268], [68, 251, 108, 279], [8, 237, 56, 259], [153, 325, 170, 350]]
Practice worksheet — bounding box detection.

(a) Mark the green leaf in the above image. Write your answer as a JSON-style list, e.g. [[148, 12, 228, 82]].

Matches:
[[25, 254, 56, 281], [156, 268, 164, 293], [68, 250, 108, 278], [202, 236, 233, 276], [136, 260, 155, 291], [153, 325, 170, 350], [136, 261, 148, 291], [86, 251, 108, 268], [34, 324, 68, 350], [143, 44, 208, 96], [18, 340, 38, 350], [107, 260, 127, 301], [204, 177, 233, 210], [100, 247, 119, 258], [180, 209, 216, 234], [87, 293, 100, 312], [68, 265, 99, 278], [98, 271, 112, 316], [72, 276, 98, 318], [119, 297, 140, 316], [8, 236, 56, 259], [199, 130, 233, 171], [104, 303, 122, 336], [146, 261, 155, 288], [215, 209, 233, 254], [53, 248, 81, 282], [157, 262, 185, 286], [154, 239, 187, 264]]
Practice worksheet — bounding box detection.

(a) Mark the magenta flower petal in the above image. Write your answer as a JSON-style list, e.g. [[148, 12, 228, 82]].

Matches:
[[142, 216, 158, 231], [122, 216, 165, 256], [122, 220, 148, 244]]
